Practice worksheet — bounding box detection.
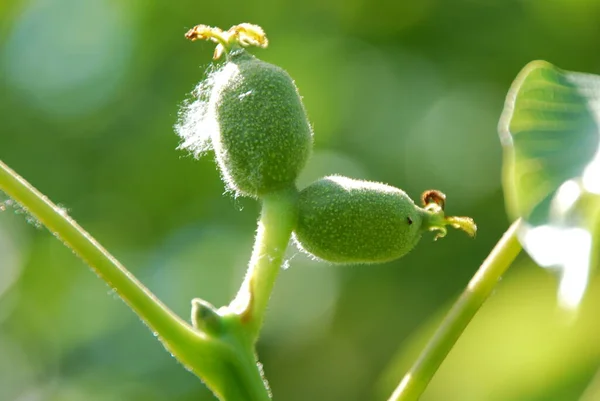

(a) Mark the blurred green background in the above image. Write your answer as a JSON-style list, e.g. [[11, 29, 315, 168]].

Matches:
[[1, 1, 600, 400]]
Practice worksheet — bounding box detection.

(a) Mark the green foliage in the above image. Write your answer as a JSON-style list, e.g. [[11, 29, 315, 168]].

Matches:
[[500, 60, 600, 224], [499, 60, 600, 308]]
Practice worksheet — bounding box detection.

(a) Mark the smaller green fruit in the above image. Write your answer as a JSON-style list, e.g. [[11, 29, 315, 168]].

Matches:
[[294, 176, 476, 264]]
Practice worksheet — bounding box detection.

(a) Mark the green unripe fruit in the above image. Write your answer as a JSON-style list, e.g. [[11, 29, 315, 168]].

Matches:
[[294, 176, 477, 264], [210, 50, 312, 197], [294, 176, 424, 263], [178, 24, 313, 198]]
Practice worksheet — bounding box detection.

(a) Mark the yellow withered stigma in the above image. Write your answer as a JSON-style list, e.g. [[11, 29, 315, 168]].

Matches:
[[185, 23, 269, 59]]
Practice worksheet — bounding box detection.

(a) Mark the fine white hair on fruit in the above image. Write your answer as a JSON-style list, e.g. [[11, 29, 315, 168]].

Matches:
[[175, 64, 220, 158]]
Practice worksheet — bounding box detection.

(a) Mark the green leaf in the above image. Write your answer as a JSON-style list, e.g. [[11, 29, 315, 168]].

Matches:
[[499, 60, 600, 308]]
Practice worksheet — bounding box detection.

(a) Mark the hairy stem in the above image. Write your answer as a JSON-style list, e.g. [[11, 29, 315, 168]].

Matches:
[[389, 219, 522, 401], [229, 188, 298, 343], [0, 159, 270, 400], [0, 160, 192, 343]]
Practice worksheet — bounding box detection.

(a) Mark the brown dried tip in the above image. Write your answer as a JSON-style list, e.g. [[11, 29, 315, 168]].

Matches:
[[185, 23, 269, 59], [421, 189, 446, 210], [185, 24, 222, 41], [420, 189, 476, 240]]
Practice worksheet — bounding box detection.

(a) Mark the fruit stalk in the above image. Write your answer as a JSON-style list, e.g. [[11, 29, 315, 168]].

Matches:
[[229, 187, 299, 342]]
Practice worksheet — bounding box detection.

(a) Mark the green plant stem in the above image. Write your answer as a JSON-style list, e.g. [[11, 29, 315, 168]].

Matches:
[[0, 159, 270, 401], [229, 187, 298, 343], [0, 160, 191, 342], [389, 219, 523, 401]]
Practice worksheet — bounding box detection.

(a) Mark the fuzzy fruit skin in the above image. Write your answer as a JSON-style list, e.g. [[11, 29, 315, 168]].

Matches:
[[210, 49, 313, 197], [294, 176, 426, 264]]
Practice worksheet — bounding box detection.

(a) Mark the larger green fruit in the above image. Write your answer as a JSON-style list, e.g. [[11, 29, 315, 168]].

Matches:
[[179, 24, 313, 198], [209, 50, 313, 197]]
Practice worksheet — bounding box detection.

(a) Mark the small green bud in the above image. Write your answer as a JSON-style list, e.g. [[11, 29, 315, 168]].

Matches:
[[191, 298, 222, 336], [293, 176, 476, 264], [177, 24, 313, 198]]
